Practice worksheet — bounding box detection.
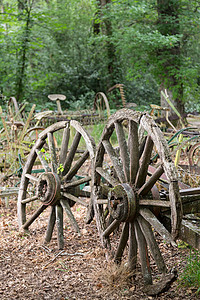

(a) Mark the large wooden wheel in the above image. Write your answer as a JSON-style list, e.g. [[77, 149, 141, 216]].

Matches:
[[18, 120, 95, 249], [92, 109, 182, 294]]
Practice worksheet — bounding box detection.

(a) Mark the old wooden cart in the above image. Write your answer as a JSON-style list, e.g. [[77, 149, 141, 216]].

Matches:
[[17, 108, 200, 295]]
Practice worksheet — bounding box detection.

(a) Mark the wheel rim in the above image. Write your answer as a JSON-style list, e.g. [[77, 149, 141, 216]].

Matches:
[[189, 142, 200, 167]]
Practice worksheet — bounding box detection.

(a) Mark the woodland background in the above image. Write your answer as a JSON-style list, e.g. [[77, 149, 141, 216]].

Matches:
[[0, 0, 200, 114]]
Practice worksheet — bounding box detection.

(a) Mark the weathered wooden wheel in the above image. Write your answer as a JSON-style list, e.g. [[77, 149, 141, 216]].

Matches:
[[18, 120, 95, 249], [188, 141, 200, 168], [92, 109, 182, 294], [93, 92, 111, 120]]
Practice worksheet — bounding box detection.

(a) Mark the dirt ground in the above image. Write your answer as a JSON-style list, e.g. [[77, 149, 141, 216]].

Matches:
[[0, 182, 199, 300]]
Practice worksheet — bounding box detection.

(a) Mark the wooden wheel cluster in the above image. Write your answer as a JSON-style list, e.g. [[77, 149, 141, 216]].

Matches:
[[18, 120, 95, 249], [17, 109, 183, 293], [92, 109, 182, 292]]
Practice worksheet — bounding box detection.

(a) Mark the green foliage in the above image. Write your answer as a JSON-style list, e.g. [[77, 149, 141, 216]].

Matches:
[[179, 249, 200, 295], [0, 0, 200, 112], [57, 164, 64, 174]]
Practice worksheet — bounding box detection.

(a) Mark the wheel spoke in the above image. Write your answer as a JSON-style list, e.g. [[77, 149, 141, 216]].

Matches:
[[128, 222, 137, 272], [63, 176, 91, 189], [135, 135, 154, 188], [102, 140, 126, 183], [114, 222, 129, 264], [169, 181, 182, 239], [96, 167, 119, 186], [134, 219, 152, 285], [137, 215, 167, 274], [62, 192, 88, 207], [60, 199, 80, 234], [55, 204, 64, 250], [35, 148, 51, 172], [62, 132, 81, 176], [102, 219, 120, 237], [139, 208, 176, 246], [138, 165, 164, 196], [21, 195, 38, 204], [47, 132, 58, 173], [114, 121, 130, 182], [63, 150, 89, 181], [59, 125, 70, 165], [22, 204, 47, 230], [44, 206, 56, 243], [128, 120, 139, 184], [25, 173, 39, 182]]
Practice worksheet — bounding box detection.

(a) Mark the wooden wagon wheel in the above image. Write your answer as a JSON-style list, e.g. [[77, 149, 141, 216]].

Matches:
[[92, 109, 182, 294], [17, 120, 95, 249], [188, 142, 200, 168], [93, 92, 111, 119], [8, 96, 27, 121], [8, 97, 20, 115]]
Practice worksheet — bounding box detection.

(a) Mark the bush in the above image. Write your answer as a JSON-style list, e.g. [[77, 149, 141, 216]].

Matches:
[[179, 249, 200, 295]]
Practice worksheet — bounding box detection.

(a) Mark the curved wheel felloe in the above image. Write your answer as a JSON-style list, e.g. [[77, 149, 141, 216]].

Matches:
[[93, 92, 111, 120], [188, 142, 200, 168], [17, 120, 95, 249], [8, 96, 27, 122], [92, 109, 182, 293]]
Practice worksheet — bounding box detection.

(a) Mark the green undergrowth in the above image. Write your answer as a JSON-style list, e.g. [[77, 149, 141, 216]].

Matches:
[[178, 248, 200, 295]]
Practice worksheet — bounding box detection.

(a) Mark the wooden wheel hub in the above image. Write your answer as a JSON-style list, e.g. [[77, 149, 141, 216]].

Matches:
[[108, 183, 137, 222], [37, 172, 61, 206]]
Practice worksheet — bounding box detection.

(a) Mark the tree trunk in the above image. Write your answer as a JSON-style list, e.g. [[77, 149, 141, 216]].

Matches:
[[94, 0, 118, 89], [16, 3, 31, 101], [157, 0, 185, 116]]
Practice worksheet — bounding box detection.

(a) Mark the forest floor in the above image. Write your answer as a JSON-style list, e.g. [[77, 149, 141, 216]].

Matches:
[[0, 175, 199, 300]]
